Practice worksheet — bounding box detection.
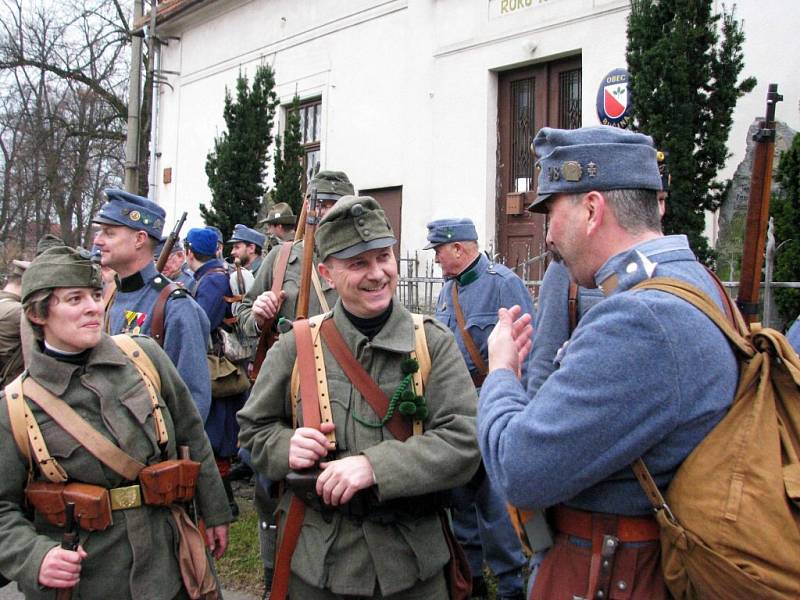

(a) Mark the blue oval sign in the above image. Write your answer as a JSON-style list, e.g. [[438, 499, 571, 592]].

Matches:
[[596, 68, 632, 128]]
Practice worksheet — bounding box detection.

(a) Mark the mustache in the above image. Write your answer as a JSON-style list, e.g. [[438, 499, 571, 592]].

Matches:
[[548, 248, 564, 264]]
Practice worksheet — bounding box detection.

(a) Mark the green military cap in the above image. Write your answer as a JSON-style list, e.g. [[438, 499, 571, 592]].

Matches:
[[22, 246, 102, 303], [315, 196, 395, 261], [36, 234, 66, 256], [261, 202, 296, 226], [308, 170, 354, 201]]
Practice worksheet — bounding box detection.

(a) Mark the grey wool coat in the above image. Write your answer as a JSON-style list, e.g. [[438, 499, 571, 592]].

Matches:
[[0, 334, 231, 599], [238, 300, 480, 597]]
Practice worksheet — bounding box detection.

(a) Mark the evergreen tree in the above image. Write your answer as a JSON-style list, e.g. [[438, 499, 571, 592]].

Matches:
[[770, 133, 800, 324], [272, 94, 305, 215], [202, 65, 278, 239], [626, 1, 756, 263]]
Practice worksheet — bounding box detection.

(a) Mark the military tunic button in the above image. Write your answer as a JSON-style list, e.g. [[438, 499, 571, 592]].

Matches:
[[358, 219, 365, 226], [626, 262, 638, 274], [363, 229, 370, 236]]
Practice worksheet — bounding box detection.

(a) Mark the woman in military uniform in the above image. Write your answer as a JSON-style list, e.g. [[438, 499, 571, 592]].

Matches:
[[0, 247, 231, 599]]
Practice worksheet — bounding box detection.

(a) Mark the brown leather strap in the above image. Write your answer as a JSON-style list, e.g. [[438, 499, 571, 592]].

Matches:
[[631, 458, 671, 516], [5, 375, 34, 478], [22, 377, 145, 481], [568, 281, 579, 334], [270, 316, 325, 600], [451, 284, 488, 381], [150, 282, 181, 346], [553, 504, 660, 543], [270, 495, 305, 600], [319, 318, 412, 442], [251, 241, 294, 382]]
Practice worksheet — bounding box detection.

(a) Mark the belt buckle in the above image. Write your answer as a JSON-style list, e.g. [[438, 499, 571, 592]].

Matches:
[[110, 484, 142, 510]]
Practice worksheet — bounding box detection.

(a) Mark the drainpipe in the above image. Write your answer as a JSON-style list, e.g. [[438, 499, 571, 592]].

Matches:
[[124, 0, 143, 193]]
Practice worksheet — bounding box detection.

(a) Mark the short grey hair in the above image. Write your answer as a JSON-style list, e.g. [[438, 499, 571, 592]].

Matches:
[[603, 188, 662, 233]]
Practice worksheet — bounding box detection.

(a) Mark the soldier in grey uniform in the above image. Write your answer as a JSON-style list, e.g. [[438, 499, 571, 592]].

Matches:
[[154, 238, 195, 289], [426, 218, 530, 600], [229, 224, 266, 276], [238, 196, 481, 599], [0, 247, 231, 599], [260, 202, 297, 250], [0, 260, 29, 387], [93, 189, 213, 421]]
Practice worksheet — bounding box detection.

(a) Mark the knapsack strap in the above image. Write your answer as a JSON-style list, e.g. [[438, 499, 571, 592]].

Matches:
[[5, 375, 37, 480], [112, 335, 168, 447], [21, 377, 145, 481], [633, 277, 753, 357], [319, 318, 413, 442], [293, 316, 335, 447], [410, 313, 429, 436], [451, 284, 488, 386], [311, 268, 330, 313]]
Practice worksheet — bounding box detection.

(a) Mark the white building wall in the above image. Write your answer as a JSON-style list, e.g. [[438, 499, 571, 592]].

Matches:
[[153, 0, 800, 254]]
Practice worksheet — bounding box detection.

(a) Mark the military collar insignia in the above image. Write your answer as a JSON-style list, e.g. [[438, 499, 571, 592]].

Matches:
[[598, 251, 658, 297], [456, 269, 479, 287], [118, 271, 146, 293]]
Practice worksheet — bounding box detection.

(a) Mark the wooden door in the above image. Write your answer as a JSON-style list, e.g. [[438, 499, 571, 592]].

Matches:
[[496, 56, 582, 284], [360, 186, 402, 260]]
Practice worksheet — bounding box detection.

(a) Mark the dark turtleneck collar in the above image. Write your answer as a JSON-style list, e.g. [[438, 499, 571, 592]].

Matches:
[[42, 341, 92, 366], [454, 254, 482, 287], [342, 300, 394, 341]]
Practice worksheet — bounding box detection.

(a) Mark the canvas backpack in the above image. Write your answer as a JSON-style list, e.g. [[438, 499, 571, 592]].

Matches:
[[631, 277, 800, 600]]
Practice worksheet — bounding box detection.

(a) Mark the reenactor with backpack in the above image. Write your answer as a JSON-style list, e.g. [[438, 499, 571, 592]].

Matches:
[[92, 189, 213, 422], [238, 196, 481, 599], [479, 126, 741, 599], [0, 247, 231, 599]]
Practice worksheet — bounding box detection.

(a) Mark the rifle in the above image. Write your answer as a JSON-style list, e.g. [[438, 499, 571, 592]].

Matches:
[[736, 84, 783, 324], [55, 502, 79, 600], [155, 211, 188, 273], [296, 189, 319, 321]]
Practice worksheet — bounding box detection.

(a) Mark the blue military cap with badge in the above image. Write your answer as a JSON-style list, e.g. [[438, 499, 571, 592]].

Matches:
[[93, 189, 166, 239], [228, 223, 266, 249], [528, 126, 663, 213], [185, 228, 218, 256], [423, 218, 478, 250]]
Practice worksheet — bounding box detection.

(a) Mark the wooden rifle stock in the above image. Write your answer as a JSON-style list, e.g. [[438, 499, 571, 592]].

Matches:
[[296, 190, 319, 320], [736, 84, 783, 324], [155, 211, 188, 273], [56, 502, 79, 600]]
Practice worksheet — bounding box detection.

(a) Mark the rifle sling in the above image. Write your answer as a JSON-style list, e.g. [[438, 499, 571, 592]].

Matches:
[[451, 284, 488, 385], [151, 282, 181, 346], [319, 318, 412, 442]]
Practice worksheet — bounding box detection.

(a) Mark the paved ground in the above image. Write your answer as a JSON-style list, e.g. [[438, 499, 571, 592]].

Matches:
[[0, 584, 258, 600]]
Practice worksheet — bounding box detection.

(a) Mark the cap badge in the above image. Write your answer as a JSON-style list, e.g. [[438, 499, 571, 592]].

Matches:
[[129, 210, 141, 222], [587, 162, 599, 178], [562, 161, 583, 182]]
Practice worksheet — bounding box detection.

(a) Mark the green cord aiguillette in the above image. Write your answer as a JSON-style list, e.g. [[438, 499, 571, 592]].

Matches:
[[352, 358, 428, 427]]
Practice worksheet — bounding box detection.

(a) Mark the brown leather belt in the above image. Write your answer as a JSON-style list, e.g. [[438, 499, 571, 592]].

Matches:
[[554, 505, 660, 543]]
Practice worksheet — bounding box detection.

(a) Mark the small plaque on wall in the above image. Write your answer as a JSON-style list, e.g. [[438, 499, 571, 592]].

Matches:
[[163, 167, 172, 184]]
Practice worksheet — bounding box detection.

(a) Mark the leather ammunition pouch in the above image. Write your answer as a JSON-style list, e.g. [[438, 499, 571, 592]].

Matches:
[[139, 459, 201, 505], [26, 481, 113, 532]]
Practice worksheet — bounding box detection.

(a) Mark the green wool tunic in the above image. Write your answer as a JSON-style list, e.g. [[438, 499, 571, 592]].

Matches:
[[238, 300, 480, 597], [0, 334, 231, 599]]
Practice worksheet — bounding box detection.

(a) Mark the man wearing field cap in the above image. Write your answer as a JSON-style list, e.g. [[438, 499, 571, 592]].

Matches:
[[239, 195, 480, 599], [237, 170, 353, 339], [479, 126, 738, 599], [93, 188, 213, 421], [229, 223, 266, 275], [426, 217, 531, 600], [154, 237, 194, 288], [260, 202, 297, 248]]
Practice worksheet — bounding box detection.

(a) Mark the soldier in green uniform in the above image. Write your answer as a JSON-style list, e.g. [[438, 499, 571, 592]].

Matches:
[[0, 247, 232, 599], [238, 196, 480, 599]]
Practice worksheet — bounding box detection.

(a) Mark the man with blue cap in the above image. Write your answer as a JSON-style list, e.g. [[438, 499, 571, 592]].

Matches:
[[229, 224, 266, 275], [185, 227, 248, 518], [425, 217, 530, 600], [479, 126, 738, 599], [93, 189, 213, 421]]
